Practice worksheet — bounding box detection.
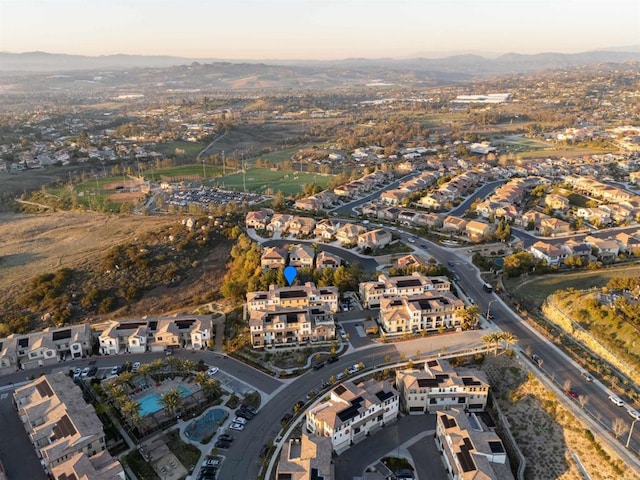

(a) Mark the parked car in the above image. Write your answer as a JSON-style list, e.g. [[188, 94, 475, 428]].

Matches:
[[132, 362, 141, 372], [72, 368, 82, 380], [198, 466, 217, 480], [326, 356, 339, 364], [530, 354, 542, 366], [281, 413, 292, 424], [232, 417, 247, 425], [581, 371, 593, 382], [339, 331, 347, 339], [312, 362, 325, 370], [229, 422, 244, 431], [218, 434, 234, 443], [235, 408, 254, 420], [347, 364, 361, 374], [215, 439, 231, 449], [242, 405, 258, 415], [110, 366, 119, 376], [80, 367, 91, 378], [87, 366, 98, 377], [207, 367, 219, 376], [336, 372, 345, 380], [293, 400, 305, 412]]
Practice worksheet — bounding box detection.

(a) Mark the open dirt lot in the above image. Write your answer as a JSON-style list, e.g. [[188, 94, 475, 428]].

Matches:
[[0, 212, 177, 291]]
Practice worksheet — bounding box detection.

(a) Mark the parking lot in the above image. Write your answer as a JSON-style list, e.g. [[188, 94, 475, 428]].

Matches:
[[165, 187, 268, 209]]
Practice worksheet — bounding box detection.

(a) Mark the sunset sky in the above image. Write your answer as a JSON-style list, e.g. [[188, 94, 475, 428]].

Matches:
[[2, 0, 639, 59]]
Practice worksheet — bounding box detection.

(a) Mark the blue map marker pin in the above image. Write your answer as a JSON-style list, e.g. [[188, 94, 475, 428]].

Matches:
[[284, 266, 298, 286]]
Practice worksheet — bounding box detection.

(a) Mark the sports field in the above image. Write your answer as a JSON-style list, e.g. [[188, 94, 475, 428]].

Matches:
[[209, 167, 334, 195]]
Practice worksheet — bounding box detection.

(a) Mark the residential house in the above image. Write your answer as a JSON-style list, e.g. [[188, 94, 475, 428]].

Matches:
[[413, 212, 443, 229], [393, 253, 430, 271], [584, 236, 620, 261], [267, 214, 293, 233], [306, 379, 399, 453], [316, 251, 342, 269], [615, 232, 640, 255], [539, 217, 572, 236], [529, 241, 567, 266], [465, 221, 495, 242], [599, 204, 633, 223], [517, 210, 549, 229], [544, 194, 570, 210], [357, 229, 393, 250], [245, 208, 273, 229], [361, 203, 383, 217], [435, 409, 513, 480], [98, 318, 211, 355], [295, 196, 323, 211], [247, 282, 339, 314], [313, 219, 340, 240], [359, 272, 451, 308], [14, 373, 123, 477], [51, 451, 125, 480], [378, 291, 464, 333], [396, 359, 490, 414], [576, 208, 612, 227], [261, 246, 288, 270], [276, 434, 334, 480], [475, 200, 503, 219], [248, 306, 335, 348], [289, 216, 317, 237], [494, 205, 519, 222], [562, 239, 592, 261], [289, 244, 316, 268], [0, 324, 92, 373], [398, 210, 419, 225], [443, 216, 468, 234], [336, 223, 364, 246], [380, 189, 409, 205], [377, 206, 401, 222]]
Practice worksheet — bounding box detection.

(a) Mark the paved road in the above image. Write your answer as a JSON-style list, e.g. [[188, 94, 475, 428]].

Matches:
[[450, 180, 506, 217]]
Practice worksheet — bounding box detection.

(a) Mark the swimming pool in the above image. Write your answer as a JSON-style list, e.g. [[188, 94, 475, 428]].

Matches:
[[137, 385, 191, 416], [185, 408, 227, 443]]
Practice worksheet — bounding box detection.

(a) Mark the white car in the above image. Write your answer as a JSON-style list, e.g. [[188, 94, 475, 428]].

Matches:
[[347, 364, 362, 374], [339, 331, 347, 339], [229, 422, 244, 431], [73, 368, 82, 379], [110, 366, 119, 376], [609, 395, 625, 407], [132, 362, 141, 372], [581, 371, 593, 382], [628, 409, 640, 421], [232, 417, 247, 425], [80, 367, 91, 378], [207, 367, 219, 377]]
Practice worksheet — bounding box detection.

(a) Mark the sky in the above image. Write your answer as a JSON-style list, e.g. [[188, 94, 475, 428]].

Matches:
[[1, 0, 639, 59]]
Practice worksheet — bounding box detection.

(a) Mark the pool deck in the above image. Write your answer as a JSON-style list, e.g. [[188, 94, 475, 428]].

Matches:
[[176, 404, 234, 450], [130, 377, 196, 402]]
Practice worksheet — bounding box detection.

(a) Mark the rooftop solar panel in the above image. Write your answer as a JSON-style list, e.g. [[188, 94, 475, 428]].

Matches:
[[52, 329, 72, 341]]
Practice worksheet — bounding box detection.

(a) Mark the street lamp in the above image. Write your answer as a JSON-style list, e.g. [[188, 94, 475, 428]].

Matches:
[[486, 300, 497, 320], [627, 418, 638, 449]]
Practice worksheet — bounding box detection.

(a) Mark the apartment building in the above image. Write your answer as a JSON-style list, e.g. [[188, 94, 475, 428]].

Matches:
[[13, 372, 124, 479], [396, 359, 489, 414], [378, 291, 464, 334], [248, 306, 336, 348], [0, 324, 92, 374], [359, 272, 451, 308], [276, 433, 334, 480], [247, 283, 339, 314], [435, 409, 513, 480], [98, 317, 212, 355], [306, 379, 399, 453]]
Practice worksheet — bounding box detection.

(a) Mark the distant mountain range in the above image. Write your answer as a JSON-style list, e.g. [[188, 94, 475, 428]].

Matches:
[[1, 48, 639, 77]]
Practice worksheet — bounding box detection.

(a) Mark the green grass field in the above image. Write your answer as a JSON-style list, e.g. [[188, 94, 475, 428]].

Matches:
[[152, 164, 223, 180], [154, 141, 206, 160], [210, 167, 334, 195], [505, 263, 640, 308], [257, 144, 318, 164]]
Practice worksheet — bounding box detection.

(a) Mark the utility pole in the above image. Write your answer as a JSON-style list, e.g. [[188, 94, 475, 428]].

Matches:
[[222, 150, 225, 176], [627, 419, 638, 449], [242, 157, 246, 193]]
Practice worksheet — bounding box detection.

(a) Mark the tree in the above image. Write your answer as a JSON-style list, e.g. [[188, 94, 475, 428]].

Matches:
[[578, 395, 589, 410], [563, 378, 572, 393], [121, 398, 142, 427], [500, 331, 518, 352], [461, 305, 481, 330], [160, 387, 183, 417], [612, 417, 629, 439], [384, 355, 391, 364]]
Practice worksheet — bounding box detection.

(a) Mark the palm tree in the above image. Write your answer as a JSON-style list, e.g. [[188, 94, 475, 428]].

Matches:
[[461, 305, 481, 330], [194, 372, 220, 400], [482, 332, 501, 355], [121, 398, 142, 426], [160, 387, 183, 418], [482, 334, 494, 353], [501, 331, 518, 353]]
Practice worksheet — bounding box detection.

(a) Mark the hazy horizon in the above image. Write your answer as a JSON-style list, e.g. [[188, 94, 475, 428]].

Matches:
[[2, 0, 639, 60]]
